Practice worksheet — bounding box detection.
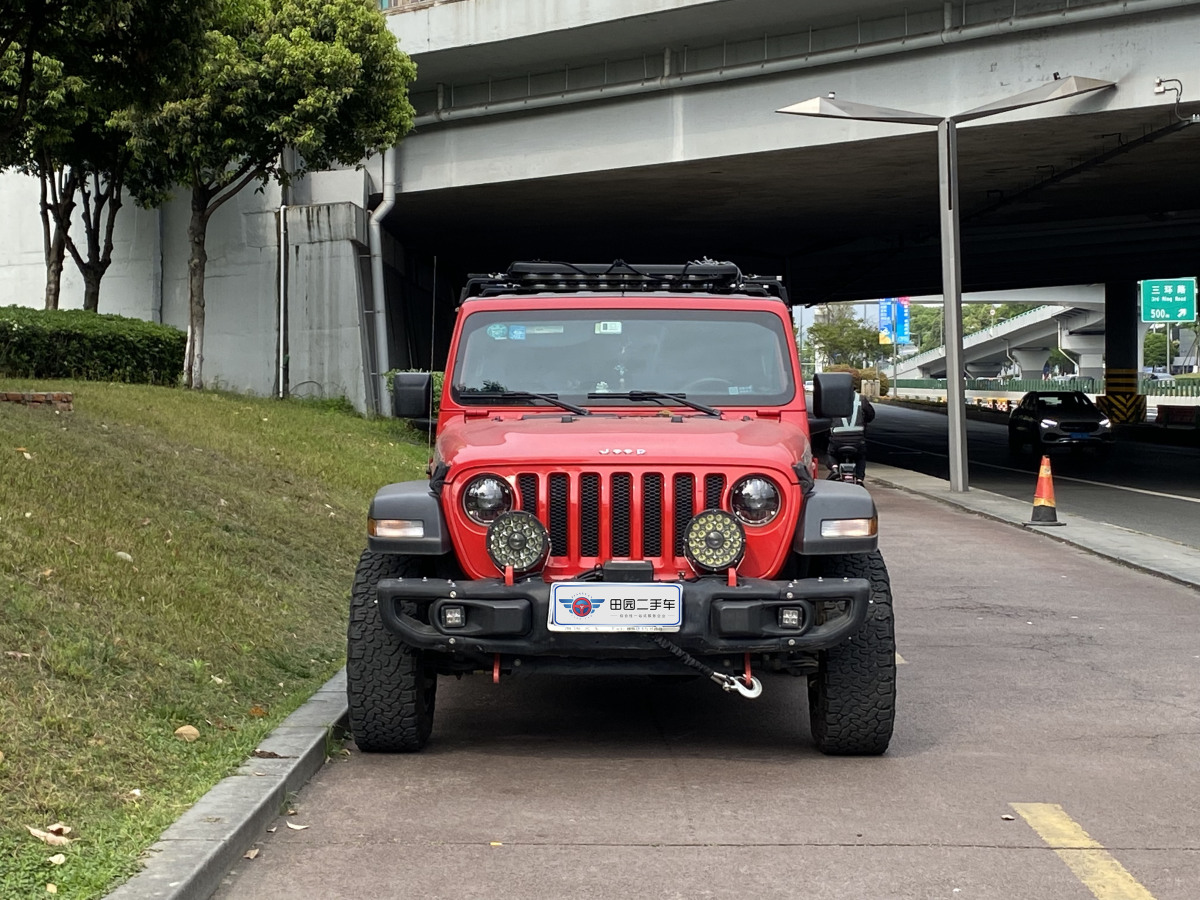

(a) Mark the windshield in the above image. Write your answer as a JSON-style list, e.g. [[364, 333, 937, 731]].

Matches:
[[450, 307, 796, 407]]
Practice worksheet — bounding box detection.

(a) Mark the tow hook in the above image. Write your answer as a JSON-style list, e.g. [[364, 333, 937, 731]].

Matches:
[[710, 670, 763, 699], [653, 636, 763, 700]]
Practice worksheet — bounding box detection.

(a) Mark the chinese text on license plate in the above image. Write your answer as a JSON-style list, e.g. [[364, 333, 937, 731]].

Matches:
[[548, 583, 682, 632]]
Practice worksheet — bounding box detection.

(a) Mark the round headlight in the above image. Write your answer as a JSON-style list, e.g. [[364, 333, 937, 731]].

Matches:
[[684, 509, 746, 573], [486, 511, 550, 573], [463, 474, 513, 525], [730, 475, 781, 525]]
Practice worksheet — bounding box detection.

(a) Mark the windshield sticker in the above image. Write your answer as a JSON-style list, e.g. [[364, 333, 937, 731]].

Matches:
[[508, 325, 526, 340], [528, 325, 564, 334], [486, 323, 508, 340], [595, 321, 623, 335]]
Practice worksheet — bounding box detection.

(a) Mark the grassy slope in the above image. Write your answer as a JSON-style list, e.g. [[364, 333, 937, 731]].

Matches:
[[0, 380, 427, 898]]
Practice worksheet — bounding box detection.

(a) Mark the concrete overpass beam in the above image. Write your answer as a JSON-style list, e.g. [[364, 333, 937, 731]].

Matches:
[[1010, 348, 1051, 378], [965, 361, 1002, 377]]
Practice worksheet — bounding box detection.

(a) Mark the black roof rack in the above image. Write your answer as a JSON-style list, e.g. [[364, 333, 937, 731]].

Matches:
[[460, 259, 789, 304]]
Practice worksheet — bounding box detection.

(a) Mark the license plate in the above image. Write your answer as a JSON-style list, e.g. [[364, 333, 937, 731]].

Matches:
[[548, 582, 682, 632], [1070, 432, 1091, 439]]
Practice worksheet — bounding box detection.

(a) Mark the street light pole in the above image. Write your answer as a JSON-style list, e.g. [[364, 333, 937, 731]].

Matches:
[[777, 75, 1113, 492], [938, 117, 969, 491]]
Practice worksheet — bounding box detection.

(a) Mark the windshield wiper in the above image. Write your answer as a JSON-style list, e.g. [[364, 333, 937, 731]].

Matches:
[[587, 390, 721, 417], [468, 391, 592, 416]]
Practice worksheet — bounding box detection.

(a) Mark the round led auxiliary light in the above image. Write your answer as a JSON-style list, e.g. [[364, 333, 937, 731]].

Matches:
[[486, 510, 551, 574], [684, 509, 746, 573]]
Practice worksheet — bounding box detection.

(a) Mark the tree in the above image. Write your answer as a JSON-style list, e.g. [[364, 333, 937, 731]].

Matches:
[[0, 0, 51, 157], [908, 304, 942, 353], [127, 0, 417, 388], [807, 305, 881, 368], [1144, 330, 1177, 368], [5, 1, 214, 310], [8, 53, 84, 309]]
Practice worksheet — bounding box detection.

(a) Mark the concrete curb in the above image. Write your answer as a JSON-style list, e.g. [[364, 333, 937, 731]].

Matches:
[[104, 671, 350, 900]]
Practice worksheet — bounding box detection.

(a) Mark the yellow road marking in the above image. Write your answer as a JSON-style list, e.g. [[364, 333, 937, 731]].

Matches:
[[1010, 802, 1156, 900]]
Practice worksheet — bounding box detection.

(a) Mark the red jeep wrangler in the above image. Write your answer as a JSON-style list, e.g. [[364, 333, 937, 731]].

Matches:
[[348, 261, 895, 755]]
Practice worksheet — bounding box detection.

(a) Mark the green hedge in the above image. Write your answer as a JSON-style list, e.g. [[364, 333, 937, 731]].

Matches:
[[823, 364, 890, 397], [0, 306, 186, 385]]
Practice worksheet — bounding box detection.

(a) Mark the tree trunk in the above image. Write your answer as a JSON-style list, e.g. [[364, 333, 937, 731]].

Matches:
[[45, 224, 67, 311], [185, 186, 211, 389], [40, 166, 75, 310], [67, 169, 123, 313]]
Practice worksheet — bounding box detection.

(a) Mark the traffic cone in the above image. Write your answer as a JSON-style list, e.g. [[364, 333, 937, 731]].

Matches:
[[1027, 455, 1065, 526]]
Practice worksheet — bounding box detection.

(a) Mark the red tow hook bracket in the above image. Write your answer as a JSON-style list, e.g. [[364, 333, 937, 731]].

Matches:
[[493, 654, 501, 684], [727, 566, 738, 587]]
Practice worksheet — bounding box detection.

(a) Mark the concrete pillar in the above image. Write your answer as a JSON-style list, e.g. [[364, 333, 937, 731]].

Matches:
[[1011, 347, 1051, 378], [1062, 336, 1105, 382], [1099, 281, 1146, 424]]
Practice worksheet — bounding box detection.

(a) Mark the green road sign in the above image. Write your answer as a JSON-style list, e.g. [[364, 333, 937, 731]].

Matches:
[[1140, 277, 1197, 323]]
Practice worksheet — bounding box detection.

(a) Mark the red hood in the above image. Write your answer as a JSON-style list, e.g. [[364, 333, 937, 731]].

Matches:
[[437, 413, 810, 477]]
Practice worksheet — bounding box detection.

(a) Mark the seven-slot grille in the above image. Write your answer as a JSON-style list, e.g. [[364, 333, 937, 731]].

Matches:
[[516, 471, 727, 562]]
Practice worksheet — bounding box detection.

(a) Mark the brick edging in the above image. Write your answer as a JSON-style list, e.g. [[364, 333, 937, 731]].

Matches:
[[1, 391, 73, 411]]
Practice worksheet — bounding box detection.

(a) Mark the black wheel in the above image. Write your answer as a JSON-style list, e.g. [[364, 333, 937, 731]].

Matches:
[[807, 551, 896, 755], [347, 551, 437, 752]]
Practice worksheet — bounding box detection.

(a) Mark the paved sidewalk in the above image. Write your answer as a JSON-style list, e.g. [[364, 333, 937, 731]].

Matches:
[[869, 463, 1200, 590], [104, 467, 1200, 900]]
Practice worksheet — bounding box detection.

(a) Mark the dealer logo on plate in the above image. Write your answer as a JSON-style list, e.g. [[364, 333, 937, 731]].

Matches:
[[562, 595, 600, 618]]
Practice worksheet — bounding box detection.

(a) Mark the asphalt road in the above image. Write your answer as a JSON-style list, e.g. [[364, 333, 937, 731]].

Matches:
[[867, 403, 1200, 549], [212, 486, 1200, 900]]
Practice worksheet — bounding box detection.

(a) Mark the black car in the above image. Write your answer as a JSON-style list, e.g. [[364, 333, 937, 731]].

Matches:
[[1008, 390, 1114, 454]]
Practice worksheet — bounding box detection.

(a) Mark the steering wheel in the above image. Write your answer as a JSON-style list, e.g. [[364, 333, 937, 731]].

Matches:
[[680, 377, 734, 394]]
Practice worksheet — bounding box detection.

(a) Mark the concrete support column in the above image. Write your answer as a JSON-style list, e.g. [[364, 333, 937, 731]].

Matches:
[[1062, 336, 1105, 382], [1011, 348, 1051, 378], [1100, 281, 1146, 424]]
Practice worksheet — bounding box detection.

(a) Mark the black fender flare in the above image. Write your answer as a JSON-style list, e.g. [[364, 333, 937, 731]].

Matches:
[[792, 479, 879, 556], [367, 481, 452, 555]]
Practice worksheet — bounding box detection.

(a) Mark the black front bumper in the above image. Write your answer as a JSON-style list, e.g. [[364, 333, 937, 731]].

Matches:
[[375, 574, 871, 658]]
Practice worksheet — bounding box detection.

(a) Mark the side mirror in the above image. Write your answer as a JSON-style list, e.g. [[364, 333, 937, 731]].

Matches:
[[812, 372, 853, 420], [392, 372, 433, 419]]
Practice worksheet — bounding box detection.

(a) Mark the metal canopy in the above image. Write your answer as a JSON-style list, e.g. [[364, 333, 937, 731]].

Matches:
[[776, 96, 941, 126], [954, 75, 1115, 122], [778, 76, 1115, 126]]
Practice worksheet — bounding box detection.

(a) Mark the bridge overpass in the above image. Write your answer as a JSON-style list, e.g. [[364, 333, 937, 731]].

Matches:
[[891, 285, 1111, 380], [4, 0, 1200, 419], [382, 0, 1200, 304]]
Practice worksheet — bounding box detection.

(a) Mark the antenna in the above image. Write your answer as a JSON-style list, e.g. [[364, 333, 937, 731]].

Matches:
[[428, 255, 438, 456]]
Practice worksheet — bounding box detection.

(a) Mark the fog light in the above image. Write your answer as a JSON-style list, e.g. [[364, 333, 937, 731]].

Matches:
[[779, 607, 802, 629], [442, 605, 465, 628], [684, 510, 745, 573], [486, 510, 550, 574]]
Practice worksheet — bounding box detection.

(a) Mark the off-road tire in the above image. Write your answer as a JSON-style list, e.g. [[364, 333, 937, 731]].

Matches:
[[346, 551, 437, 752], [808, 551, 896, 755]]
